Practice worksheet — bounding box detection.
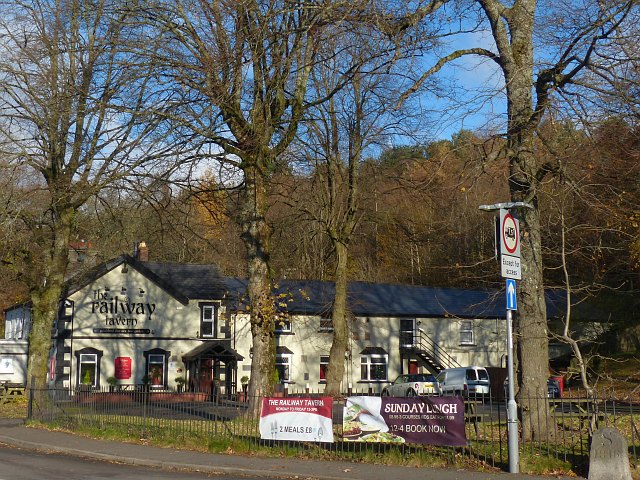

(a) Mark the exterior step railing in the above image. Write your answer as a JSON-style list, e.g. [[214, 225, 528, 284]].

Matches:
[[400, 328, 461, 373]]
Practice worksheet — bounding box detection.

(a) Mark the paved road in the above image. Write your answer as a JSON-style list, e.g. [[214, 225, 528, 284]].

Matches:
[[0, 444, 251, 480]]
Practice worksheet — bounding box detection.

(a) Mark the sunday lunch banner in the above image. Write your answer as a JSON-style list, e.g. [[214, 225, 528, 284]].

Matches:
[[260, 396, 334, 443], [343, 396, 466, 446]]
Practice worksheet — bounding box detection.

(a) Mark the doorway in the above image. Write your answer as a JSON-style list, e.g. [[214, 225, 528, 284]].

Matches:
[[400, 318, 417, 347]]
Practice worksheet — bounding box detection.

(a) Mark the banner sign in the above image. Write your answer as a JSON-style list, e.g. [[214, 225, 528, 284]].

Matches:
[[343, 396, 466, 446], [260, 397, 334, 443]]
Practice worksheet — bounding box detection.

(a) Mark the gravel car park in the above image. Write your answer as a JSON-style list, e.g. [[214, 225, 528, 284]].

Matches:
[[381, 374, 440, 397]]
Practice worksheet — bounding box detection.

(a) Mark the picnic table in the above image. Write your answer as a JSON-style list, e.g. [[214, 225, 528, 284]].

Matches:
[[0, 382, 25, 404]]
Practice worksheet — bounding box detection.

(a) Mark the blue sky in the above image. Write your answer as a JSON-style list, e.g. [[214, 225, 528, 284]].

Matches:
[[425, 28, 507, 141]]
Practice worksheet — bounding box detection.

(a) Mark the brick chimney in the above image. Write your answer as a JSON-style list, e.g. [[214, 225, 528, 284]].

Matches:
[[138, 241, 149, 262]]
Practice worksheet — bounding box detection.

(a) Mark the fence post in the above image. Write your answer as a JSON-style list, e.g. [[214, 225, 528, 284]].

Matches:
[[27, 375, 35, 420]]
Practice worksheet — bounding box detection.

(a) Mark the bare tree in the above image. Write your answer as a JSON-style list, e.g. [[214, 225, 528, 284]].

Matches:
[[390, 0, 638, 440], [0, 0, 178, 390], [144, 0, 368, 412], [297, 43, 435, 394]]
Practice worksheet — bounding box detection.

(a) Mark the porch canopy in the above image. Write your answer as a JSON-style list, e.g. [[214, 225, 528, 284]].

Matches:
[[182, 341, 244, 362], [182, 341, 244, 397]]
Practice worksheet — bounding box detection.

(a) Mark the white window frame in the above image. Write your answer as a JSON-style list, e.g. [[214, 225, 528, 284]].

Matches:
[[275, 354, 292, 382], [5, 318, 14, 339], [274, 318, 292, 333], [200, 304, 217, 338], [7, 317, 25, 340], [460, 320, 475, 345], [148, 354, 166, 388], [360, 354, 388, 382], [79, 353, 98, 387], [319, 318, 333, 332], [319, 355, 329, 383]]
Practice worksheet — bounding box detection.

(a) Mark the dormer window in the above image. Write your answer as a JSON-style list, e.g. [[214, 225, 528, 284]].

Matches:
[[274, 318, 292, 334], [199, 303, 219, 338]]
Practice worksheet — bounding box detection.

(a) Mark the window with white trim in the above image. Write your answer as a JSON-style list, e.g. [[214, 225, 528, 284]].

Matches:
[[75, 347, 103, 388], [275, 354, 291, 382], [148, 354, 166, 388], [460, 320, 475, 345], [274, 318, 292, 333], [79, 354, 98, 387], [15, 318, 24, 339], [319, 318, 333, 332], [319, 355, 329, 382], [144, 348, 170, 388], [360, 354, 388, 381], [6, 315, 26, 339], [200, 303, 218, 338]]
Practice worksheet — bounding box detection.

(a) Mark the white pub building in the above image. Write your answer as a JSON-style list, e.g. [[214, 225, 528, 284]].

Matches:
[[5, 251, 515, 396]]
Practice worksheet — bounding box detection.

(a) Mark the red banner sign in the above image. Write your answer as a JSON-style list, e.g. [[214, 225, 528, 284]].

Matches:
[[260, 397, 334, 443]]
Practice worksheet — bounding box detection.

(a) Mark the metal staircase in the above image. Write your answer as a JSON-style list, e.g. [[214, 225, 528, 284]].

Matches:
[[400, 328, 461, 374]]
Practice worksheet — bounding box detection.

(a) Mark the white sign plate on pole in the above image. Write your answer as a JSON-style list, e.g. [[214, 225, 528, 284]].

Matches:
[[500, 209, 520, 258], [501, 254, 521, 280]]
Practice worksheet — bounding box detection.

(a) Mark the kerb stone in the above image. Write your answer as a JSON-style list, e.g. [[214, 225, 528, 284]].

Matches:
[[589, 427, 632, 480]]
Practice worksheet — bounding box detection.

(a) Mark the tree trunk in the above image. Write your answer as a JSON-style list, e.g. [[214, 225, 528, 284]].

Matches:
[[514, 204, 552, 440], [27, 207, 74, 394], [241, 162, 277, 416], [496, 0, 552, 441], [324, 241, 350, 397]]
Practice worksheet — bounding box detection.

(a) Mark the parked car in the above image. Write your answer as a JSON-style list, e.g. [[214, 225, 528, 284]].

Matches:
[[503, 378, 562, 398], [381, 374, 440, 397], [436, 366, 491, 397], [547, 378, 561, 398]]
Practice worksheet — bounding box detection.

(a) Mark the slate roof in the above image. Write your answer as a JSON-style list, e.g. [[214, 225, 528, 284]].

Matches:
[[64, 255, 226, 304], [60, 257, 607, 321], [143, 261, 228, 301], [222, 278, 506, 319]]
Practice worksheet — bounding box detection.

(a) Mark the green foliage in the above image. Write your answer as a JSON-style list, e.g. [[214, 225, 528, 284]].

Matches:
[[519, 453, 574, 476]]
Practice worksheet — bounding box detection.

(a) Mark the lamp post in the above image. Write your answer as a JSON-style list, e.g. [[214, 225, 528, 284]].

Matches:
[[478, 201, 532, 474]]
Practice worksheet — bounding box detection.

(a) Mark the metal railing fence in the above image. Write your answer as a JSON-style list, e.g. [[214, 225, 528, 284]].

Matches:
[[27, 386, 640, 474]]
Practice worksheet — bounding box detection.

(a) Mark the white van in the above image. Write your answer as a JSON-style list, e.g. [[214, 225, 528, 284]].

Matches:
[[436, 366, 491, 397]]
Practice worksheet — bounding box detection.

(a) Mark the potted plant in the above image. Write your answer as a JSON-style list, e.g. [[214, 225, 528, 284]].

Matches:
[[77, 370, 93, 396], [106, 376, 117, 392], [141, 374, 151, 392], [175, 376, 186, 393]]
